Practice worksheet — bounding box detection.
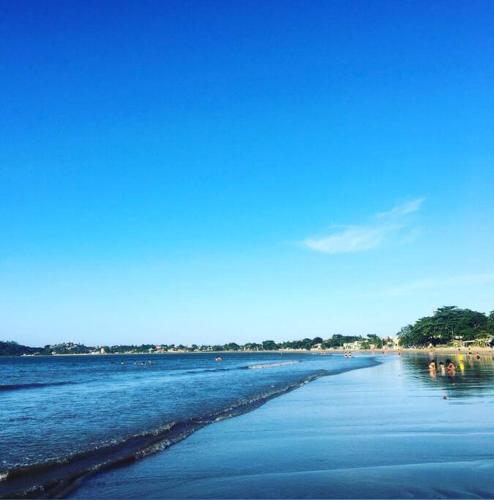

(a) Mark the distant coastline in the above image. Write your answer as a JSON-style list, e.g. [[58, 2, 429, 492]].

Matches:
[[2, 305, 492, 357], [0, 334, 390, 357], [2, 343, 493, 358]]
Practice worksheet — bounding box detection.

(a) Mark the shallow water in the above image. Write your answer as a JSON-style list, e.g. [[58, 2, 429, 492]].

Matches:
[[401, 352, 494, 399], [71, 352, 494, 499], [0, 352, 376, 497]]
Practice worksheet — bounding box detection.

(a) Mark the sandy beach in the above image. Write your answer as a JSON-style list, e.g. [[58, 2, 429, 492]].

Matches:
[[71, 353, 494, 498]]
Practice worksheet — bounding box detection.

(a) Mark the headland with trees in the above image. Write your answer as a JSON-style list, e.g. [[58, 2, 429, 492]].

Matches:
[[397, 306, 494, 348]]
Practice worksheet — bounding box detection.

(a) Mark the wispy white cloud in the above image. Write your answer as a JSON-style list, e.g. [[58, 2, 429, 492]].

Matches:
[[304, 224, 401, 254], [302, 198, 424, 254], [382, 273, 494, 296], [376, 197, 425, 219]]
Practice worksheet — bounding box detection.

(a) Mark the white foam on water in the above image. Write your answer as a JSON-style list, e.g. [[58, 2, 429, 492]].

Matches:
[[248, 361, 300, 370]]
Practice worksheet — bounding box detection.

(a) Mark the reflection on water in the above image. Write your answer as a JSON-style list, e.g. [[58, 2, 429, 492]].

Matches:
[[401, 351, 494, 399]]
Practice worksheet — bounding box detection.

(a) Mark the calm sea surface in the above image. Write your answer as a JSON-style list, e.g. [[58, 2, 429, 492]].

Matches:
[[0, 352, 377, 496]]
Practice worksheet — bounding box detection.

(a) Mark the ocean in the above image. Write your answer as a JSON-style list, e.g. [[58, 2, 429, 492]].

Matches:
[[0, 352, 377, 497], [71, 351, 494, 499]]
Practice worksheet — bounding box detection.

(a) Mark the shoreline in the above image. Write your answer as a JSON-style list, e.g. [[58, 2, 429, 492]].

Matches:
[[70, 354, 494, 499], [9, 346, 494, 358], [0, 357, 380, 498]]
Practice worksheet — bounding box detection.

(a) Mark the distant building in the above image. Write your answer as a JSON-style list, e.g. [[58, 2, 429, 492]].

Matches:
[[310, 343, 323, 351], [343, 341, 363, 350]]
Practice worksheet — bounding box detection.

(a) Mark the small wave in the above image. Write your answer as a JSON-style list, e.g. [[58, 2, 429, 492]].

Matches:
[[247, 361, 300, 370], [0, 358, 381, 499], [182, 363, 293, 376], [183, 361, 299, 375], [0, 370, 328, 499], [182, 367, 231, 375], [6, 416, 35, 423], [0, 382, 75, 392]]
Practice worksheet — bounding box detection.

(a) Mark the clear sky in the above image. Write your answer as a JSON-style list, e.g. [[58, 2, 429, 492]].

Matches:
[[1, 0, 493, 346]]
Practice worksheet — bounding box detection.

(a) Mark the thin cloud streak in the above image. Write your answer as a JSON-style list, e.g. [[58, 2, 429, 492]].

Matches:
[[376, 197, 425, 219], [302, 198, 424, 254], [304, 224, 401, 254], [383, 273, 494, 296]]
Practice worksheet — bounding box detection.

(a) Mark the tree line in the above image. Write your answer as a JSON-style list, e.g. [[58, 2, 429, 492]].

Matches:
[[4, 306, 491, 355], [397, 306, 494, 347], [0, 334, 386, 356]]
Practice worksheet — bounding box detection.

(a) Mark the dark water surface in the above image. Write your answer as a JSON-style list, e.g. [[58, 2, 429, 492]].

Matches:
[[69, 352, 494, 499], [0, 352, 376, 497]]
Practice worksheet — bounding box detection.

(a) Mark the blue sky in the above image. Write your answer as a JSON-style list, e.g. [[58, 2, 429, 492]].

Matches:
[[1, 0, 493, 346]]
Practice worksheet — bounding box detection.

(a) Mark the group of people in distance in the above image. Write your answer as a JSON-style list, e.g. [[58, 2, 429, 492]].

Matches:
[[428, 350, 483, 378], [429, 358, 456, 377]]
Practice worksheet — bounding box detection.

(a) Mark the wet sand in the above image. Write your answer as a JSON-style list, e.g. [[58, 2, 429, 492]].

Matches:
[[72, 354, 494, 498]]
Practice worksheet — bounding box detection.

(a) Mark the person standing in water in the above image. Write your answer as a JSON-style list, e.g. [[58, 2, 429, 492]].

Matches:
[[446, 359, 456, 376]]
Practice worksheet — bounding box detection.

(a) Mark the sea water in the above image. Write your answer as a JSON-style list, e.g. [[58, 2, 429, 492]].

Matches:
[[68, 352, 494, 499], [0, 352, 377, 497]]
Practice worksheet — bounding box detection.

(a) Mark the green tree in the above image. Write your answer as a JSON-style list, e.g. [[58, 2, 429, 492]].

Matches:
[[262, 340, 278, 351], [397, 306, 489, 347], [487, 311, 494, 335], [366, 334, 383, 348]]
